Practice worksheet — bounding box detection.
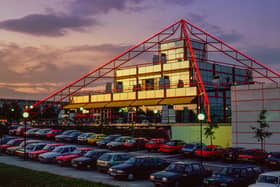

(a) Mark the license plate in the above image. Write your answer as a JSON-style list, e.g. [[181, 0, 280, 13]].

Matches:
[[270, 161, 277, 165], [72, 164, 78, 167]]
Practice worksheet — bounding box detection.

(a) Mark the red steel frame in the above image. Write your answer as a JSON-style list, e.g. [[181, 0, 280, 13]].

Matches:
[[25, 19, 280, 122]]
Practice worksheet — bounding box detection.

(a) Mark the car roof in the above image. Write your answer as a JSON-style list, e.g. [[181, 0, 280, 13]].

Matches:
[[47, 143, 64, 146], [77, 147, 93, 151], [260, 171, 280, 177], [59, 145, 77, 148], [224, 164, 258, 168], [105, 152, 128, 155], [172, 161, 201, 165]]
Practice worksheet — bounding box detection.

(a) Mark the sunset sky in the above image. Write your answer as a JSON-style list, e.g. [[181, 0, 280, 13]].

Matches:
[[0, 0, 279, 100]]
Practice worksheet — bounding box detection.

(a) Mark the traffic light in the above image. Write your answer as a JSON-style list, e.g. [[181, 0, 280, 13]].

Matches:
[[11, 108, 15, 112]]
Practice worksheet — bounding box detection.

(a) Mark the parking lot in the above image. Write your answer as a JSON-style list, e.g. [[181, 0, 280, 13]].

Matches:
[[2, 131, 270, 187]]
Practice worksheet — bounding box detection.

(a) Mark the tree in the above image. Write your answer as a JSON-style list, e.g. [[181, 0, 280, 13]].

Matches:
[[251, 109, 272, 151], [204, 120, 218, 145]]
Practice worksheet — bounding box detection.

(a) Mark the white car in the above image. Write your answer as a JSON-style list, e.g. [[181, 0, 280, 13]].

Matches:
[[249, 171, 280, 187]]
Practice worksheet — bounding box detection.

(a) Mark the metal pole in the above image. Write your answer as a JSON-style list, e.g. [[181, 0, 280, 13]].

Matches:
[[200, 120, 202, 163], [24, 119, 27, 160]]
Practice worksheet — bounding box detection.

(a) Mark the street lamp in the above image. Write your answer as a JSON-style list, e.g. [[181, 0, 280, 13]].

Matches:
[[197, 113, 205, 162], [22, 112, 29, 160]]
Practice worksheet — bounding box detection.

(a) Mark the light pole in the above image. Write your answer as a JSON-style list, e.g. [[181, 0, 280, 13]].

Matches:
[[197, 113, 205, 163], [22, 111, 29, 160]]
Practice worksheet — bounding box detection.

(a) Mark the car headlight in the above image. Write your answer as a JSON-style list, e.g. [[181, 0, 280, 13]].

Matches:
[[150, 175, 155, 180], [221, 183, 228, 187], [109, 168, 113, 172], [162, 177, 168, 182]]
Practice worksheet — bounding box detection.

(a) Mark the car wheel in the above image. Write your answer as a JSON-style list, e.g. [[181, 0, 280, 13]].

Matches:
[[127, 173, 134, 181]]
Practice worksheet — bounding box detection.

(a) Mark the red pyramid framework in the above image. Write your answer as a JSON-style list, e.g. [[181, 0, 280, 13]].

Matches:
[[25, 19, 280, 122]]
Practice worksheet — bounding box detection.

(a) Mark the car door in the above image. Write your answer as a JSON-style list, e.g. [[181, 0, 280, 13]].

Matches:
[[181, 164, 192, 185]]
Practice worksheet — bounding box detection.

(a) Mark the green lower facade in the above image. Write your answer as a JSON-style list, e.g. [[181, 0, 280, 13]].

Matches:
[[171, 123, 232, 147]]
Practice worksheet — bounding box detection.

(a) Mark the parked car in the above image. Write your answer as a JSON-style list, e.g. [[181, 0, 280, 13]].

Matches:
[[56, 147, 93, 166], [0, 138, 24, 152], [203, 164, 263, 187], [107, 136, 133, 150], [6, 139, 41, 155], [249, 171, 280, 187], [25, 128, 40, 137], [123, 137, 148, 151], [72, 150, 110, 169], [159, 140, 185, 153], [265, 152, 280, 168], [55, 130, 79, 141], [8, 125, 19, 135], [223, 147, 245, 161], [97, 152, 130, 172], [63, 131, 82, 142], [46, 130, 63, 139], [238, 149, 267, 163], [0, 135, 16, 145], [96, 135, 121, 148], [109, 156, 169, 180], [145, 138, 166, 152], [87, 133, 106, 145], [77, 133, 95, 144], [150, 161, 212, 187], [34, 128, 52, 138], [194, 145, 224, 159], [16, 126, 32, 136], [15, 142, 47, 157], [39, 145, 77, 163], [181, 143, 204, 157], [28, 143, 64, 160]]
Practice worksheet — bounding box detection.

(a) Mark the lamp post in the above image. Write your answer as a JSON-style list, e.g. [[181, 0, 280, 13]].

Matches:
[[22, 111, 29, 160], [197, 113, 205, 163]]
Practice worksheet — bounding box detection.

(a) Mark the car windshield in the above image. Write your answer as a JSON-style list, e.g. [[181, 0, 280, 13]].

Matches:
[[147, 140, 156, 144], [217, 167, 241, 177], [62, 131, 74, 135], [53, 147, 65, 153], [71, 149, 82, 154], [125, 157, 144, 165], [127, 139, 136, 143], [166, 163, 185, 173], [43, 145, 56, 151], [203, 147, 213, 151], [166, 141, 176, 146], [7, 139, 19, 145], [258, 175, 279, 184], [26, 144, 36, 149], [99, 154, 112, 161], [184, 144, 195, 149], [84, 133, 93, 138]]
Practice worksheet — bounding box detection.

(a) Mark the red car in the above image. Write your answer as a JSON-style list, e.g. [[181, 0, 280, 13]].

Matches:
[[56, 147, 93, 166], [28, 143, 64, 160], [16, 126, 32, 136], [159, 140, 185, 153], [46, 130, 63, 139], [0, 138, 24, 152], [123, 137, 148, 151], [194, 145, 224, 159], [238, 149, 267, 163], [145, 138, 166, 152]]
